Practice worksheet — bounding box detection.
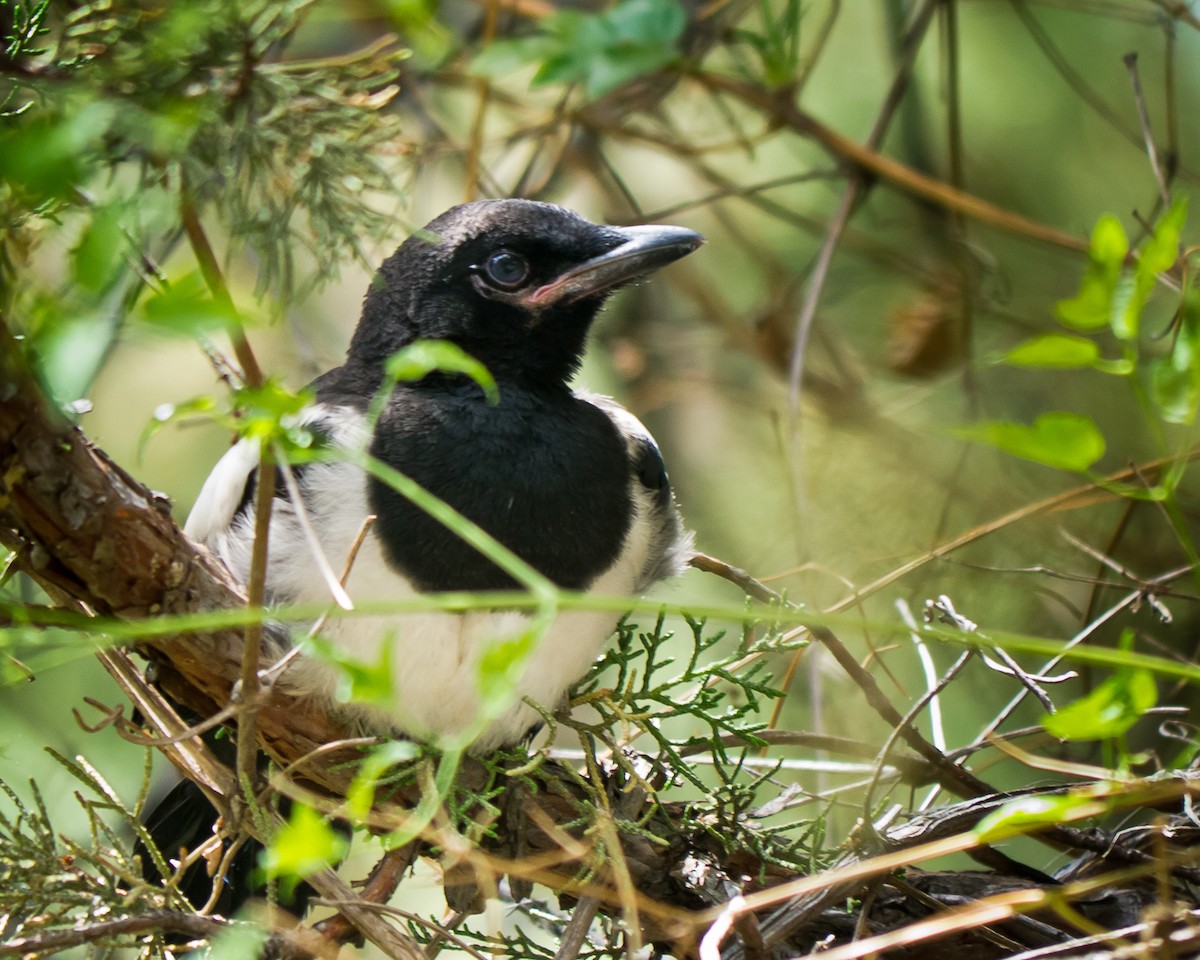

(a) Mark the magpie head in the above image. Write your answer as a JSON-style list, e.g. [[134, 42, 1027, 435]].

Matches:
[[352, 199, 703, 386]]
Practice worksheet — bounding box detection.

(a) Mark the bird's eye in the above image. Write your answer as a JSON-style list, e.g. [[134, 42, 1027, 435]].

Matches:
[[481, 250, 530, 290]]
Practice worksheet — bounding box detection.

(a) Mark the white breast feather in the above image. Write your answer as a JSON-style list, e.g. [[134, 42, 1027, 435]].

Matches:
[[186, 400, 678, 751]]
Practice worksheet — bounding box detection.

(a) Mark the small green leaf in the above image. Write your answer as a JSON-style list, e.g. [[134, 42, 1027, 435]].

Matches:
[[958, 412, 1106, 472], [1089, 214, 1129, 268], [73, 206, 126, 293], [1042, 669, 1157, 741], [141, 272, 238, 338], [1114, 200, 1188, 341], [1055, 214, 1131, 332], [387, 340, 499, 404], [227, 380, 318, 459], [1003, 334, 1102, 369], [345, 740, 420, 819], [198, 923, 271, 960], [0, 99, 115, 201], [305, 634, 395, 707], [974, 792, 1105, 844], [477, 628, 539, 710], [260, 803, 349, 898], [1137, 197, 1187, 279], [470, 35, 558, 79], [28, 308, 119, 405], [1109, 272, 1140, 341], [1055, 270, 1114, 331], [1150, 289, 1200, 424], [471, 0, 685, 100]]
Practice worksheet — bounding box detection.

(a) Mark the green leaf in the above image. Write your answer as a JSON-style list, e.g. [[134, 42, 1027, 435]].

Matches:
[[1138, 197, 1187, 279], [1055, 270, 1114, 331], [305, 634, 395, 707], [0, 99, 115, 201], [386, 340, 499, 404], [140, 272, 238, 338], [1089, 214, 1128, 268], [198, 923, 271, 960], [72, 206, 126, 293], [345, 740, 420, 820], [260, 803, 349, 898], [228, 380, 318, 459], [1003, 334, 1102, 369], [1109, 272, 1140, 341], [974, 792, 1107, 844], [1042, 629, 1157, 742], [471, 0, 685, 99], [1054, 215, 1130, 333], [958, 412, 1106, 472], [28, 307, 119, 405], [1113, 200, 1187, 341], [1150, 289, 1200, 425], [471, 35, 557, 79], [1042, 669, 1157, 741], [477, 627, 540, 710]]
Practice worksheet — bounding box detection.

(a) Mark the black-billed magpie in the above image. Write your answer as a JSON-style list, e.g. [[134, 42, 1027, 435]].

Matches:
[[184, 199, 702, 751]]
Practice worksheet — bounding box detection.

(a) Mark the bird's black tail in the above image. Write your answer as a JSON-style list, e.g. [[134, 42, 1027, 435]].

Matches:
[[137, 773, 266, 917]]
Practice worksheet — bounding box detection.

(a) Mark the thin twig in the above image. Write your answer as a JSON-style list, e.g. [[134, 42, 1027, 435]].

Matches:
[[695, 72, 1089, 255], [1123, 52, 1171, 207], [311, 842, 421, 952], [0, 913, 238, 957], [690, 552, 995, 800], [177, 189, 264, 389], [554, 896, 601, 960], [277, 454, 354, 611], [463, 0, 500, 201], [784, 0, 941, 408], [237, 444, 276, 806]]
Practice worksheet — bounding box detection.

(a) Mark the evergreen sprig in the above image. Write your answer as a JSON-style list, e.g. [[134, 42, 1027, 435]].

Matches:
[[0, 750, 179, 959], [1, 0, 407, 303], [571, 611, 799, 790]]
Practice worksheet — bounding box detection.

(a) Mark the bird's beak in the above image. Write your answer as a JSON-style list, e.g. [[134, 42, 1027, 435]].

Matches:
[[525, 224, 704, 309]]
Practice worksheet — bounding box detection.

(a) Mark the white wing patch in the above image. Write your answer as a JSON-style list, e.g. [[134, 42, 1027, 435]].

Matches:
[[579, 392, 694, 591], [183, 437, 262, 543]]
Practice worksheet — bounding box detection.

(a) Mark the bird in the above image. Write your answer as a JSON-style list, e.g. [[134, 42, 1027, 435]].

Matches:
[[183, 198, 703, 752]]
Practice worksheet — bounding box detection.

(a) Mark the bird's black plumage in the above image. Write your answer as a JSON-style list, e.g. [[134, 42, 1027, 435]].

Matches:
[[152, 199, 701, 916], [368, 382, 633, 592]]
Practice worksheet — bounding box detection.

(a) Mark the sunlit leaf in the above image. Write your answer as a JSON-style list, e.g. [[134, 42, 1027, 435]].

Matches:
[[1042, 629, 1157, 741], [140, 272, 238, 337], [1003, 334, 1102, 369], [1055, 215, 1131, 333], [1150, 289, 1200, 424], [260, 803, 348, 899], [386, 340, 499, 404], [1042, 670, 1157, 741], [471, 0, 685, 99], [305, 634, 395, 707], [345, 740, 420, 820], [477, 628, 539, 710], [1089, 214, 1128, 268], [974, 791, 1108, 844], [1055, 271, 1113, 331], [957, 412, 1106, 472], [1109, 272, 1140, 341], [1137, 197, 1187, 280]]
